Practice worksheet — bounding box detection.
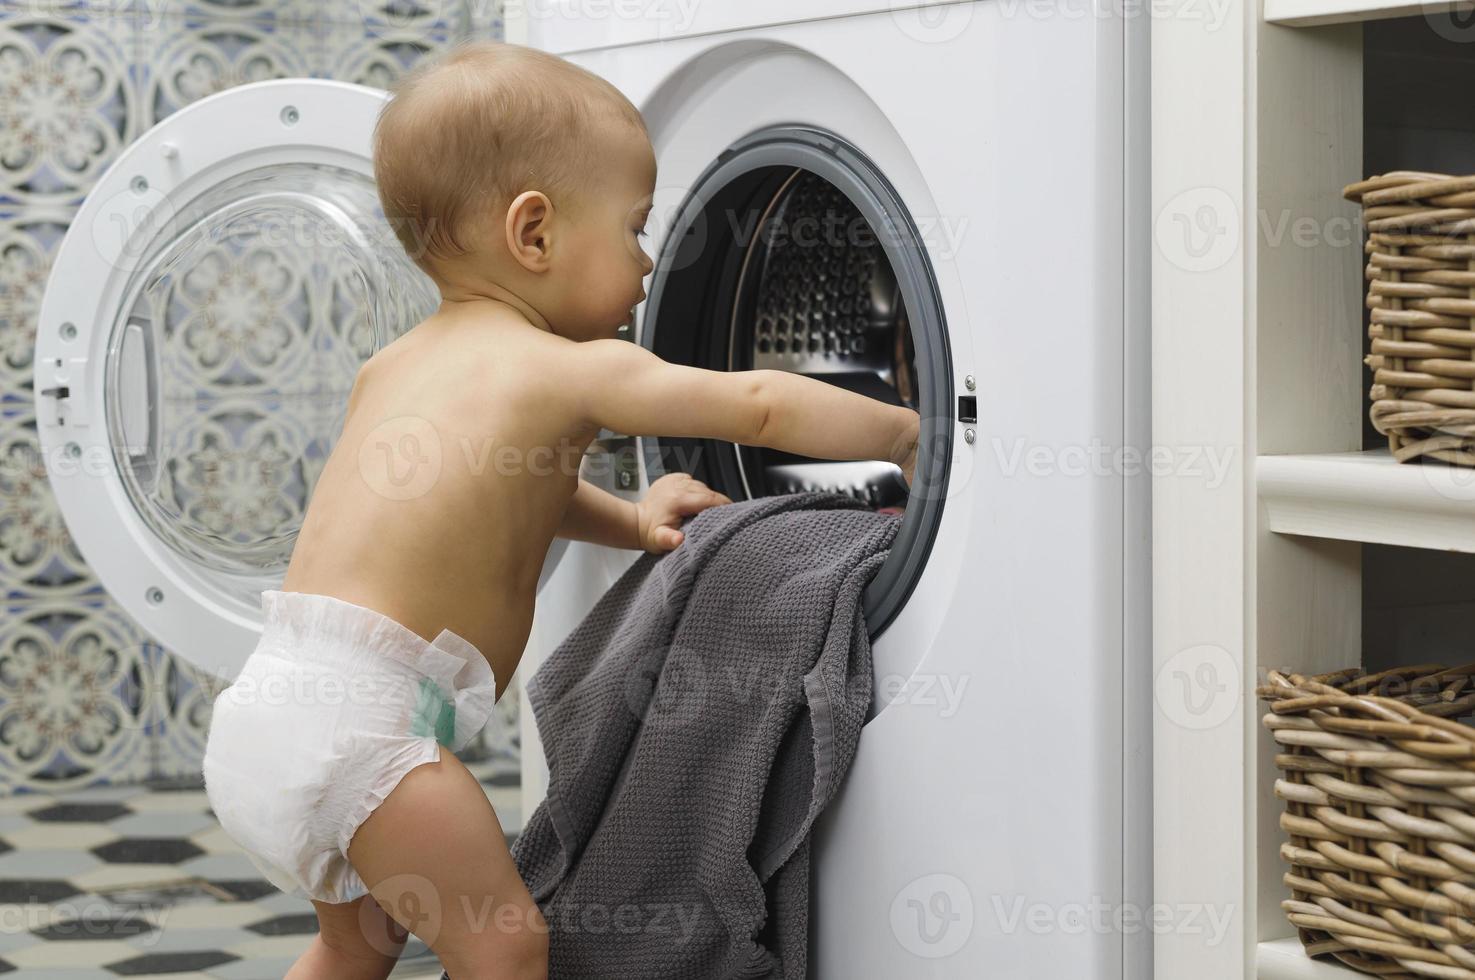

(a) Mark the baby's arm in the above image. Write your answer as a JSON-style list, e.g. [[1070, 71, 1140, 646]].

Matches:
[[557, 478, 640, 550], [557, 475, 732, 553], [565, 340, 920, 478]]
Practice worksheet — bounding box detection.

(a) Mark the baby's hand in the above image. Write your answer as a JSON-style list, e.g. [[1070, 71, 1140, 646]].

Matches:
[[636, 473, 733, 553]]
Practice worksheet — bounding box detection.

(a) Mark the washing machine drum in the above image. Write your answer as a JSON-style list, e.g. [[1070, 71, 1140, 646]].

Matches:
[[641, 127, 952, 636]]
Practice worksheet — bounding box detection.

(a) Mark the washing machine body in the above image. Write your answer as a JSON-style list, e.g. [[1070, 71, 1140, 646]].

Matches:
[[525, 3, 1153, 977]]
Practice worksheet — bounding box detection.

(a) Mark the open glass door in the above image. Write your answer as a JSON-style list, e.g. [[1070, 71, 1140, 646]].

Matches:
[[34, 79, 566, 682]]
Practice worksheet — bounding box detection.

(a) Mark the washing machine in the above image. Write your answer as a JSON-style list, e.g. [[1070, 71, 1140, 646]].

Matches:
[[32, 0, 1152, 974], [519, 2, 1154, 977]]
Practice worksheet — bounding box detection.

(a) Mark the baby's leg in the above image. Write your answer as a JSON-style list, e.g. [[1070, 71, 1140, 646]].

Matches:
[[346, 750, 549, 980], [283, 894, 408, 980]]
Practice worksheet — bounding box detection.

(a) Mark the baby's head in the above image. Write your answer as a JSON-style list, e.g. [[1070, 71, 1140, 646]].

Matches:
[[373, 40, 656, 341]]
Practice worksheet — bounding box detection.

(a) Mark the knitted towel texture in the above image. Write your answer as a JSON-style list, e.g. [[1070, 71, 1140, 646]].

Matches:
[[509, 491, 900, 979]]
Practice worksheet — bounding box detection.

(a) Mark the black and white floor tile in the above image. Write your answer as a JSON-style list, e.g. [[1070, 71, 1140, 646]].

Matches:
[[0, 755, 521, 977]]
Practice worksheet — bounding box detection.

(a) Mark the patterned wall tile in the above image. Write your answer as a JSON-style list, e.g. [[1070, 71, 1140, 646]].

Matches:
[[353, 0, 477, 40], [471, 0, 501, 37], [0, 207, 71, 402], [0, 9, 141, 209], [146, 628, 229, 781], [318, 16, 456, 86], [0, 595, 155, 793], [141, 14, 319, 123], [0, 400, 101, 599], [317, 0, 480, 86]]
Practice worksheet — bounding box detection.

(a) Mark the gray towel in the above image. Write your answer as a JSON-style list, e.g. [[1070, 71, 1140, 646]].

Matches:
[[510, 491, 900, 979]]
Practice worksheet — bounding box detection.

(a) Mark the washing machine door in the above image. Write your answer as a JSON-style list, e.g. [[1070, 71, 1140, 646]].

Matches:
[[33, 78, 567, 683]]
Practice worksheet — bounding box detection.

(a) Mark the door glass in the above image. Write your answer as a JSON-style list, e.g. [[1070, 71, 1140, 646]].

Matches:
[[103, 163, 438, 599]]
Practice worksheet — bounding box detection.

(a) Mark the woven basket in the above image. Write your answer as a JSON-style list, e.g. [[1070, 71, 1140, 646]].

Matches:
[[1258, 664, 1475, 977], [1343, 172, 1475, 466]]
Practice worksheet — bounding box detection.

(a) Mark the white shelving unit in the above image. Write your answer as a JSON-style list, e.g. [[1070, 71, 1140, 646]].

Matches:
[[1264, 0, 1473, 26], [1258, 938, 1370, 979], [1259, 450, 1475, 552], [1154, 3, 1475, 978]]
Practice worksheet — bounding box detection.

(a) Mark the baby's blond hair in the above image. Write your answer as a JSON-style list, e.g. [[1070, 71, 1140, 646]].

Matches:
[[373, 40, 647, 278]]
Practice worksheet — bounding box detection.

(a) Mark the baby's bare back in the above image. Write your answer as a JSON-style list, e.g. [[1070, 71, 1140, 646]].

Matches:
[[280, 313, 599, 699]]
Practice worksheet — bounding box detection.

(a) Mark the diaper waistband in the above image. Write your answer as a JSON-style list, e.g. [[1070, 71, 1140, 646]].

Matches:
[[257, 589, 496, 700]]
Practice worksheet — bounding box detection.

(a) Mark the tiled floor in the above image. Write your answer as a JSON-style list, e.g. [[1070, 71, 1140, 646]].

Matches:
[[0, 758, 521, 978]]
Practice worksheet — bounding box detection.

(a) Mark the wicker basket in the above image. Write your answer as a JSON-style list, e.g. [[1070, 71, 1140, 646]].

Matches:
[[1258, 664, 1475, 977], [1343, 172, 1475, 466]]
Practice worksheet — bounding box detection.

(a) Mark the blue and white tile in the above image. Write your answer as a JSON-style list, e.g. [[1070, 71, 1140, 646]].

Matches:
[[0, 595, 154, 794], [0, 206, 74, 402], [315, 9, 472, 87], [0, 7, 141, 209], [0, 401, 105, 602], [139, 11, 319, 125]]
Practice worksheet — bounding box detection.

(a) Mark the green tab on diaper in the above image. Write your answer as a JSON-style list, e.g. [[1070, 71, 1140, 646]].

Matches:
[[411, 676, 456, 748]]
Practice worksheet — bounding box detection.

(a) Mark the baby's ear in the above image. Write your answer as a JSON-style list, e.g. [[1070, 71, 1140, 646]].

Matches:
[[506, 191, 552, 270]]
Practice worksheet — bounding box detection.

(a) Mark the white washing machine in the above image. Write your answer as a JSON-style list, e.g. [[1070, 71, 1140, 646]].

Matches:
[[519, 2, 1154, 978], [33, 0, 1151, 974]]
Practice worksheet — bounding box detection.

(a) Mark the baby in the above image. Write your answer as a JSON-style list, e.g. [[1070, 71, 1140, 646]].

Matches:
[[201, 39, 919, 980]]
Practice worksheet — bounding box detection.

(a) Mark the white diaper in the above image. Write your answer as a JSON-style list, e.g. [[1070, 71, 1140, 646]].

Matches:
[[202, 589, 498, 905]]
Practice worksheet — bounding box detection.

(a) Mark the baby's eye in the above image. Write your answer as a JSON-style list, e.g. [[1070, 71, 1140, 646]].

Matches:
[[636, 228, 650, 240]]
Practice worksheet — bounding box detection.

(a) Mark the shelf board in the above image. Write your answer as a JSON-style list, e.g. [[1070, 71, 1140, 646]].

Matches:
[[1257, 450, 1475, 553], [1263, 0, 1474, 25], [1258, 939, 1363, 978]]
